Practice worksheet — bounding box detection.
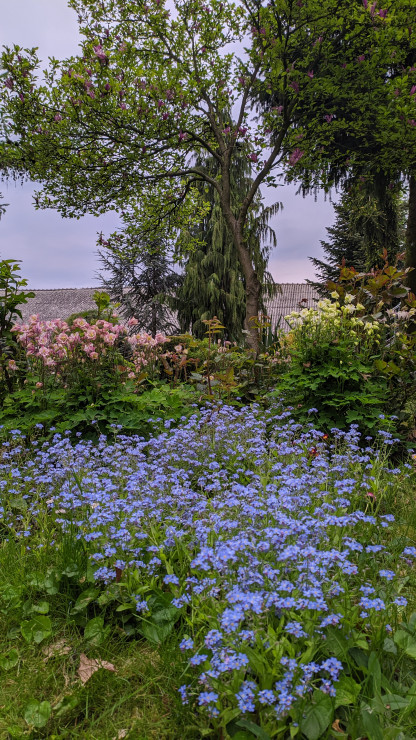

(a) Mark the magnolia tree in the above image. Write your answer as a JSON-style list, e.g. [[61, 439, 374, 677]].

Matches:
[[1, 0, 408, 349]]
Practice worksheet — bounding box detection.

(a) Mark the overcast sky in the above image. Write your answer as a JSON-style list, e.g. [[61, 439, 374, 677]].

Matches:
[[0, 0, 336, 288]]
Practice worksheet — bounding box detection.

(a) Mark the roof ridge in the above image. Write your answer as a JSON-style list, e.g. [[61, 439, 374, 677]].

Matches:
[[23, 287, 98, 291], [23, 283, 316, 291]]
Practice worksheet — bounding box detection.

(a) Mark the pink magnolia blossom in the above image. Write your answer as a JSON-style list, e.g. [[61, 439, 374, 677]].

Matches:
[[288, 148, 304, 166], [93, 45, 108, 63]]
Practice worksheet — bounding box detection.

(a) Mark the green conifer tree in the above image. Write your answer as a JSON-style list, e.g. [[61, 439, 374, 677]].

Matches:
[[309, 182, 406, 295], [98, 232, 182, 337], [176, 149, 279, 341]]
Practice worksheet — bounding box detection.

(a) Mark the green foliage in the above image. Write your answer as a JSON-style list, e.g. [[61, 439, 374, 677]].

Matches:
[[98, 233, 183, 336], [176, 148, 279, 342], [0, 379, 199, 440], [0, 259, 34, 398], [274, 297, 394, 435], [275, 252, 416, 438], [309, 183, 407, 296], [4, 0, 414, 348], [66, 290, 118, 326]]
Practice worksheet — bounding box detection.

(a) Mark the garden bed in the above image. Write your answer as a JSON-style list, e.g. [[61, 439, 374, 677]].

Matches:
[[1, 403, 416, 738]]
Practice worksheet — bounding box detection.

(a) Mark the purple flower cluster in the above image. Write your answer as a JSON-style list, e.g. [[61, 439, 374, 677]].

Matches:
[[0, 402, 411, 726]]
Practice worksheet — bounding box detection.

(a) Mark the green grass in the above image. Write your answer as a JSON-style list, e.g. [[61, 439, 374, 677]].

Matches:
[[0, 527, 195, 739], [0, 616, 193, 739]]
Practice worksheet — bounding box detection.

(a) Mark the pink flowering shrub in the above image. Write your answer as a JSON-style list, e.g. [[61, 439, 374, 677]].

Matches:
[[11, 314, 170, 395], [125, 320, 168, 378], [13, 315, 126, 366]]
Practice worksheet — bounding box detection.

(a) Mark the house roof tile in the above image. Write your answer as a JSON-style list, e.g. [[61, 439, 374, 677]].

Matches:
[[12, 284, 319, 331]]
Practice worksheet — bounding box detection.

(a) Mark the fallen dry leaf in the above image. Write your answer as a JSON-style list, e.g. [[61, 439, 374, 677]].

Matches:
[[331, 719, 345, 734], [113, 731, 128, 739], [77, 653, 116, 684], [42, 639, 71, 661]]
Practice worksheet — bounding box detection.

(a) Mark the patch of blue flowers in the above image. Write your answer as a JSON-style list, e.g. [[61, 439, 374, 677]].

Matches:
[[0, 403, 412, 732]]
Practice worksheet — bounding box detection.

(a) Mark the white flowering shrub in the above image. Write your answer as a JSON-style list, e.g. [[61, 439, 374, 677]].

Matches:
[[275, 295, 394, 433]]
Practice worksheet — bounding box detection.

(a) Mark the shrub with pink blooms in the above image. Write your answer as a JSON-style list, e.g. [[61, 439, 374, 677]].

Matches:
[[11, 314, 170, 394], [12, 314, 130, 398]]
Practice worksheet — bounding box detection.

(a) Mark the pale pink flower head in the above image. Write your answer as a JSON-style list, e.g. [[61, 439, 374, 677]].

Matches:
[[127, 317, 139, 327], [73, 318, 88, 329], [289, 148, 304, 166]]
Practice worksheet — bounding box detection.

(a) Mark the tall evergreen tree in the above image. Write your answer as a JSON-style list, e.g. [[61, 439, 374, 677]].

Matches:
[[309, 183, 406, 295], [98, 232, 182, 337], [176, 148, 279, 341]]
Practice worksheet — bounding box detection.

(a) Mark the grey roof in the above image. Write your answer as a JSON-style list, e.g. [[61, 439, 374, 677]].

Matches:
[[12, 284, 319, 331], [15, 288, 99, 324], [264, 284, 319, 332]]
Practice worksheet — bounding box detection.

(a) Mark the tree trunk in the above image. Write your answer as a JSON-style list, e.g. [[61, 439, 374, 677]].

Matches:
[[406, 172, 416, 297], [219, 166, 261, 352], [151, 302, 157, 338], [235, 231, 261, 353]]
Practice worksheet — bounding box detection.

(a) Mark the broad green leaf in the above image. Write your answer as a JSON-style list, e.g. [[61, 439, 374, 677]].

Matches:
[[394, 630, 416, 659], [24, 699, 52, 728], [323, 628, 349, 659], [300, 691, 333, 740], [368, 653, 381, 697], [21, 616, 52, 644], [31, 601, 50, 614], [359, 710, 383, 740], [84, 616, 109, 645], [383, 693, 409, 711], [335, 674, 361, 708], [71, 588, 100, 614], [235, 719, 272, 739], [140, 619, 175, 644], [244, 646, 270, 679], [383, 638, 397, 655], [0, 648, 19, 671]]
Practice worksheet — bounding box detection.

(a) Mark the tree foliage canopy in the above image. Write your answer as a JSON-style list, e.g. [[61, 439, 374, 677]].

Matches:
[[2, 0, 416, 345]]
